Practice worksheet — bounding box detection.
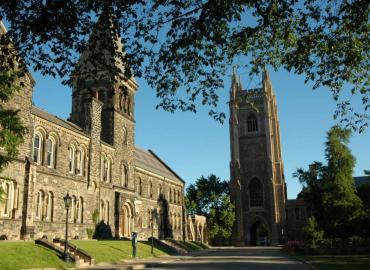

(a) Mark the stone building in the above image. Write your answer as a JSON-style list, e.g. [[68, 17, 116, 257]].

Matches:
[[0, 16, 184, 241], [229, 70, 287, 245]]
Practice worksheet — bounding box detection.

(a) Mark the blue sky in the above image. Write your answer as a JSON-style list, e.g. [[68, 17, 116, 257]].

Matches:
[[31, 65, 370, 199]]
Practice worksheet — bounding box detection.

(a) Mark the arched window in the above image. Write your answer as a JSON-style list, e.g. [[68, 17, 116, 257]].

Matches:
[[33, 132, 43, 164], [46, 137, 56, 168], [247, 114, 258, 132], [3, 182, 10, 216], [35, 190, 45, 220], [106, 201, 110, 224], [76, 148, 85, 176], [46, 191, 53, 222], [69, 145, 76, 173], [121, 163, 128, 187], [107, 158, 111, 182], [158, 184, 162, 198], [71, 195, 77, 223], [249, 178, 263, 207], [78, 197, 84, 224], [122, 127, 127, 145], [138, 178, 142, 195], [100, 200, 105, 222]]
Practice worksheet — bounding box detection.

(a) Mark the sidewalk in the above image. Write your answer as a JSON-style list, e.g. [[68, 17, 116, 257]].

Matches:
[[76, 249, 212, 270]]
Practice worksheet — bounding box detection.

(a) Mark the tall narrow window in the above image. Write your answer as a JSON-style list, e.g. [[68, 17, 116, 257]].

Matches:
[[149, 182, 153, 198], [46, 192, 53, 222], [106, 201, 110, 224], [138, 178, 142, 195], [249, 178, 263, 207], [100, 200, 105, 222], [78, 197, 84, 224], [46, 137, 55, 168], [35, 191, 44, 219], [3, 183, 9, 216], [69, 146, 76, 173], [33, 133, 42, 164], [35, 191, 41, 218], [247, 114, 258, 132], [106, 159, 111, 182], [121, 164, 128, 187], [122, 128, 127, 145], [75, 197, 79, 224], [76, 148, 84, 176]]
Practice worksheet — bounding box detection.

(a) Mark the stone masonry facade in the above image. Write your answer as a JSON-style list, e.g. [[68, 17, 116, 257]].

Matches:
[[0, 18, 184, 241], [229, 70, 287, 245]]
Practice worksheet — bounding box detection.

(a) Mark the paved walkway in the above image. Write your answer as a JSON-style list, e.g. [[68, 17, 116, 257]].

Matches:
[[83, 247, 310, 270]]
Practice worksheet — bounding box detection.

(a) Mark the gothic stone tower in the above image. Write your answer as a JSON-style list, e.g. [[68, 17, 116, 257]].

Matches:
[[229, 70, 286, 246]]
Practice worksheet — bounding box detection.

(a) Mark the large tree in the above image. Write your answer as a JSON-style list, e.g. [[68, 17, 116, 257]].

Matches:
[[185, 174, 235, 245], [0, 19, 29, 198], [294, 126, 363, 238], [0, 0, 368, 129]]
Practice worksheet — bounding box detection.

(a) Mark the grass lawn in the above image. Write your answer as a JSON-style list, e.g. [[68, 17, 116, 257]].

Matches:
[[71, 240, 169, 264], [0, 241, 72, 270], [301, 255, 370, 270]]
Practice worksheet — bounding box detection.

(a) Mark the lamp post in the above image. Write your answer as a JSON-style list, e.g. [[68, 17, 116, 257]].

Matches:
[[63, 192, 72, 262]]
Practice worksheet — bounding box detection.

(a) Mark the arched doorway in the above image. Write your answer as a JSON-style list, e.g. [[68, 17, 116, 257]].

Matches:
[[120, 203, 133, 237], [250, 220, 269, 246]]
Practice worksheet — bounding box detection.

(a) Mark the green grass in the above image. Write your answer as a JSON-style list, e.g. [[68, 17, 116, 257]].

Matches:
[[300, 255, 370, 270], [71, 240, 169, 264], [0, 241, 72, 270]]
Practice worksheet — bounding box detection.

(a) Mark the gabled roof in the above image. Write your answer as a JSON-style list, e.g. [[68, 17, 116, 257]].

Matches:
[[134, 147, 184, 184], [31, 106, 85, 135]]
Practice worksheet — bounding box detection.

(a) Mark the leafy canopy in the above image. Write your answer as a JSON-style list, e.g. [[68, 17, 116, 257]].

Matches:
[[185, 174, 235, 241], [294, 126, 363, 238], [0, 0, 368, 128]]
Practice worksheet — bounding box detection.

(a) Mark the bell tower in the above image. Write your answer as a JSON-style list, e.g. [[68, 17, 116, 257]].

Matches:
[[70, 9, 137, 144], [229, 69, 286, 245]]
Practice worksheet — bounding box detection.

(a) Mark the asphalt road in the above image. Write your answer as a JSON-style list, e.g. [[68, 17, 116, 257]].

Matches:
[[146, 247, 310, 270]]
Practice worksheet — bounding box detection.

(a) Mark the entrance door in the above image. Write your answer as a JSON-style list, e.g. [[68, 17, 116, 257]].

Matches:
[[250, 221, 268, 246], [120, 205, 131, 237]]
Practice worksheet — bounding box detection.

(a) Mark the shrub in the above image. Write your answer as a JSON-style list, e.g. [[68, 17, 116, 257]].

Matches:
[[283, 240, 305, 253], [93, 221, 113, 239], [303, 217, 324, 247], [86, 228, 94, 239]]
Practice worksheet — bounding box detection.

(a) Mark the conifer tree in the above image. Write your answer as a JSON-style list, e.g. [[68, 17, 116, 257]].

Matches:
[[322, 126, 363, 236], [295, 126, 363, 238]]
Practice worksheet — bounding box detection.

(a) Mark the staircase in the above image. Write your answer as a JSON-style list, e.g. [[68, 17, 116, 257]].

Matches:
[[53, 238, 94, 267], [35, 238, 94, 267], [148, 237, 189, 255]]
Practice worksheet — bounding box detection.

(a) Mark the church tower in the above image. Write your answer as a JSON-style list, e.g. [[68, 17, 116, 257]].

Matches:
[[70, 9, 137, 144], [229, 69, 286, 245]]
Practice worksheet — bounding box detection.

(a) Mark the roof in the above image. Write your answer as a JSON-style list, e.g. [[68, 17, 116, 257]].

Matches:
[[31, 106, 85, 135], [134, 147, 184, 184], [354, 176, 370, 187]]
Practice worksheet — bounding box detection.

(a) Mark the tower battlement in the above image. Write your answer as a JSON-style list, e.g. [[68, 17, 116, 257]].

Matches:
[[229, 70, 286, 246]]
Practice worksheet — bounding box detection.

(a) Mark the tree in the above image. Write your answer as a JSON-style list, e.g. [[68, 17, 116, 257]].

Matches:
[[185, 174, 235, 244], [0, 24, 29, 200], [303, 217, 324, 247], [0, 1, 368, 129], [294, 126, 363, 238]]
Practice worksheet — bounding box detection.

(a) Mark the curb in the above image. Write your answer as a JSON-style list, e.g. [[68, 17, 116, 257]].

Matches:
[[294, 257, 316, 270]]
